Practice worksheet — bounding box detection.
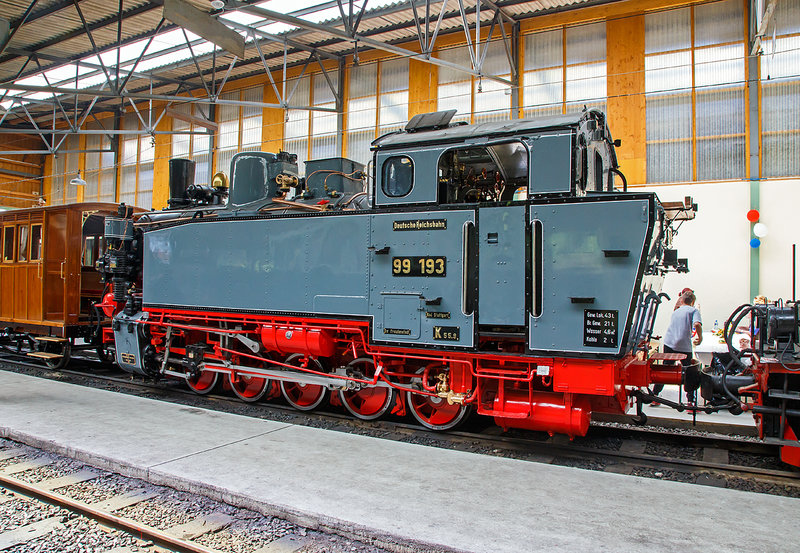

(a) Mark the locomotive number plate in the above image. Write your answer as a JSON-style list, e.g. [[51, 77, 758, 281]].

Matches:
[[392, 256, 446, 277]]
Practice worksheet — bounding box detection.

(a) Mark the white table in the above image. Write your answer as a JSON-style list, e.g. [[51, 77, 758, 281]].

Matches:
[[693, 331, 750, 365]]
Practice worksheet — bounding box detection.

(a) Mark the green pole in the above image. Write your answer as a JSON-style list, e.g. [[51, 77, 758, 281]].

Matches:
[[750, 179, 760, 300], [748, 28, 760, 301]]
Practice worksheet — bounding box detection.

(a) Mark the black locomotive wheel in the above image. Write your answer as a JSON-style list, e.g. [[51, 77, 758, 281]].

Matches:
[[338, 358, 396, 421], [186, 370, 219, 395], [95, 344, 114, 364], [279, 354, 327, 411]]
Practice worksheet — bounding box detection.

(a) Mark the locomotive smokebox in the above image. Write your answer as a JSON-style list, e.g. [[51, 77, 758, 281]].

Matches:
[[168, 158, 195, 209]]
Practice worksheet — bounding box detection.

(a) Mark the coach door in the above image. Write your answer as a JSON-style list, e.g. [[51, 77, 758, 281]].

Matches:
[[43, 209, 66, 323], [369, 210, 476, 348]]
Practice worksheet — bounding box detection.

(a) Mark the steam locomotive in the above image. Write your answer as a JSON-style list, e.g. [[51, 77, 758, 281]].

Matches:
[[90, 108, 800, 465]]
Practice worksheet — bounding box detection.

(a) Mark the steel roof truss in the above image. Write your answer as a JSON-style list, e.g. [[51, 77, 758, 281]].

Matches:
[[0, 55, 30, 107], [427, 0, 449, 55], [409, 0, 427, 53], [183, 28, 213, 98], [253, 30, 283, 106], [458, 0, 477, 69], [20, 100, 51, 151], [314, 51, 340, 105], [72, 0, 116, 94], [214, 56, 238, 98], [127, 95, 150, 133], [285, 53, 313, 107], [0, 0, 39, 57], [239, 4, 511, 86], [34, 57, 73, 131], [119, 17, 167, 93], [0, 82, 337, 112]]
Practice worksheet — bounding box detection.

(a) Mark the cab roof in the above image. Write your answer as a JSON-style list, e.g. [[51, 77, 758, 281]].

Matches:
[[371, 111, 597, 151]]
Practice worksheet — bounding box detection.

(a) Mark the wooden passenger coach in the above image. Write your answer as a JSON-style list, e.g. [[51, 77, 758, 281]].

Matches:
[[0, 202, 125, 367]]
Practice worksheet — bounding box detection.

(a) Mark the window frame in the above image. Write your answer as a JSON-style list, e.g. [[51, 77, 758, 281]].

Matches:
[[3, 226, 15, 262], [522, 22, 608, 118], [381, 156, 415, 198], [644, 1, 746, 183], [17, 224, 29, 263], [30, 224, 42, 262]]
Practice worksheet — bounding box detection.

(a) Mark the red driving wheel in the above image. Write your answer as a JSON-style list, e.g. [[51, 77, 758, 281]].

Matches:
[[338, 358, 395, 421], [406, 366, 469, 430], [186, 370, 219, 395], [280, 354, 327, 411], [229, 372, 270, 402]]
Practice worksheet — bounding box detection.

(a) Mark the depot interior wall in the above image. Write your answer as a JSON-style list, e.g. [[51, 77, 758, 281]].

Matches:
[[758, 179, 799, 302], [32, 0, 746, 208], [0, 134, 43, 209], [647, 177, 799, 337]]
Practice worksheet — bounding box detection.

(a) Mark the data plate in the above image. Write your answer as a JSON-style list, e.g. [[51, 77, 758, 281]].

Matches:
[[583, 309, 618, 348]]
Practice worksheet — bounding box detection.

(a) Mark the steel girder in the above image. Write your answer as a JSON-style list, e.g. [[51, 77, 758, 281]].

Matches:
[[1, 0, 521, 152]]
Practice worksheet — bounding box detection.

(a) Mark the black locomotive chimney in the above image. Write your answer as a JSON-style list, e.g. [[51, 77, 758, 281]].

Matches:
[[168, 158, 195, 209]]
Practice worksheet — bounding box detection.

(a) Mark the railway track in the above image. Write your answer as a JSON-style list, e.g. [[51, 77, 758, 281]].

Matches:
[[0, 441, 393, 553], [0, 464, 222, 553], [2, 352, 798, 497]]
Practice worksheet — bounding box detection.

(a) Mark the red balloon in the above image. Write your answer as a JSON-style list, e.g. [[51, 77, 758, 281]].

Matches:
[[747, 209, 760, 222]]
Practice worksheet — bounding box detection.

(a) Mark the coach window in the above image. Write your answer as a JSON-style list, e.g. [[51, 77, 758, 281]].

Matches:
[[17, 225, 28, 262], [438, 141, 528, 204], [382, 156, 414, 197], [30, 225, 42, 262], [3, 227, 14, 262], [82, 237, 96, 267]]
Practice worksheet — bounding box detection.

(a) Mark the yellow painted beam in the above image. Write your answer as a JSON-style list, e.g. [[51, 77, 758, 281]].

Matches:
[[152, 113, 171, 210], [606, 14, 646, 186], [262, 84, 284, 155], [408, 59, 437, 119], [43, 155, 52, 206]]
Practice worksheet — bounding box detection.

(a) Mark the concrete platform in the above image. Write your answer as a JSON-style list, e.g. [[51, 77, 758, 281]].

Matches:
[[0, 369, 797, 553]]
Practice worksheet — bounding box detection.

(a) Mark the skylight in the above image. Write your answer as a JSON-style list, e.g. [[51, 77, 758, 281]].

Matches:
[[7, 0, 406, 109]]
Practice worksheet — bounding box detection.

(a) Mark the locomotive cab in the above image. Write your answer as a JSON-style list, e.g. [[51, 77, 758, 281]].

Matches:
[[368, 109, 667, 358], [372, 109, 622, 209]]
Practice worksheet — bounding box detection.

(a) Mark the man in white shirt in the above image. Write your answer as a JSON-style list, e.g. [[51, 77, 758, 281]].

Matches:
[[663, 290, 702, 403]]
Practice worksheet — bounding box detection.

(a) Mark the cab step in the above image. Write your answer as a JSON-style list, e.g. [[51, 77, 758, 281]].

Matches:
[[33, 336, 66, 343], [27, 352, 63, 360]]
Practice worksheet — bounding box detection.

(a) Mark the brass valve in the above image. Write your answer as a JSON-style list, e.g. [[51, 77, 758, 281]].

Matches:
[[276, 173, 299, 191], [435, 372, 467, 404], [435, 372, 449, 394], [442, 390, 467, 405]]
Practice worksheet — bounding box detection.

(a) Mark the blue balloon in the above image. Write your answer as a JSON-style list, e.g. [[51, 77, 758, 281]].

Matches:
[[750, 238, 761, 248]]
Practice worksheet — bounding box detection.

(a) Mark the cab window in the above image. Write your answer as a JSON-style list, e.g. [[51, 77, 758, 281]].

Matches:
[[382, 157, 413, 197], [3, 227, 14, 262], [437, 142, 528, 204]]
